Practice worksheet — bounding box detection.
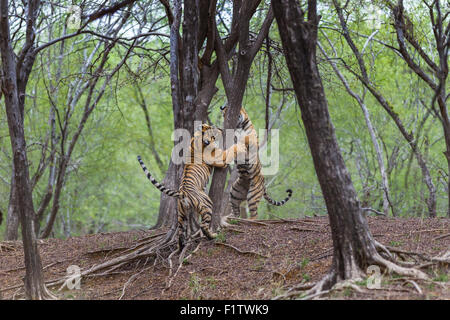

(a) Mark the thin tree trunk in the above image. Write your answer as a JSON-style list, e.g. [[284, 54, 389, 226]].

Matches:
[[0, 0, 53, 298], [318, 41, 393, 216], [332, 0, 437, 217], [5, 172, 19, 240], [135, 84, 165, 172]]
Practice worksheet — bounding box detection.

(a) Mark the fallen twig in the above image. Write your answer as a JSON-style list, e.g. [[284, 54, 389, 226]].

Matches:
[[310, 247, 333, 262], [433, 233, 450, 241], [215, 242, 268, 258], [290, 227, 322, 233], [230, 217, 270, 226]]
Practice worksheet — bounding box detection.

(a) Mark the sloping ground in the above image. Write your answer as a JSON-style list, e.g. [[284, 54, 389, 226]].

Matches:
[[0, 217, 449, 300]]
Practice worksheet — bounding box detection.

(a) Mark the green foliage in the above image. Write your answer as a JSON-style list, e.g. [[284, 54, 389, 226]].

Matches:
[[433, 272, 449, 283], [214, 231, 227, 244], [1, 0, 448, 240]]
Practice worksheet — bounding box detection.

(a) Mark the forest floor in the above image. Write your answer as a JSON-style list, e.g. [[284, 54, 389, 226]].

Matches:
[[0, 216, 449, 300]]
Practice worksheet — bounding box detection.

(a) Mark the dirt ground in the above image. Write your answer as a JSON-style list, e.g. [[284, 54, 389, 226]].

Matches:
[[0, 216, 449, 300]]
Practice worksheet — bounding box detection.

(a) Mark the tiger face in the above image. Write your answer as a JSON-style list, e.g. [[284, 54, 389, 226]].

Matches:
[[193, 123, 222, 150], [190, 124, 224, 164]]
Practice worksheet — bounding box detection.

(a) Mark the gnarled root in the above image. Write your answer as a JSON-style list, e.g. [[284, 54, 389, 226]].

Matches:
[[274, 248, 431, 300], [370, 253, 429, 280]]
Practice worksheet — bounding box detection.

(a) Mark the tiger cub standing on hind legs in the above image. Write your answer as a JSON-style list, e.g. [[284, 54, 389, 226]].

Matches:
[[220, 106, 293, 219], [138, 124, 246, 250]]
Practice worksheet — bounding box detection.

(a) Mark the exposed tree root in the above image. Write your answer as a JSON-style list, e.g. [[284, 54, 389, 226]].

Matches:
[[274, 242, 441, 300], [215, 242, 268, 259], [40, 284, 58, 300], [433, 233, 450, 241], [164, 239, 201, 292], [224, 216, 270, 226], [0, 243, 17, 252], [118, 265, 153, 300], [370, 253, 429, 280], [403, 280, 423, 295], [431, 250, 450, 264], [44, 223, 201, 292], [272, 282, 316, 300], [302, 279, 371, 300]]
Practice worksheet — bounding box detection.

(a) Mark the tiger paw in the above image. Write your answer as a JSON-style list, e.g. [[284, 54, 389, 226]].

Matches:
[[206, 232, 217, 240]]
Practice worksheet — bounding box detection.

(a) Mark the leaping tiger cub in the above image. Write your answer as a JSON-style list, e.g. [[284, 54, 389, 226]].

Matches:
[[138, 123, 246, 250], [221, 106, 293, 219]]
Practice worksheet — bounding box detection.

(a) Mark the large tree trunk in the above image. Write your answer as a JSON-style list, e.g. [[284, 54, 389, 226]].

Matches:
[[155, 0, 204, 228], [155, 0, 232, 228], [272, 0, 427, 292], [154, 159, 181, 228], [0, 0, 52, 298], [208, 1, 273, 228]]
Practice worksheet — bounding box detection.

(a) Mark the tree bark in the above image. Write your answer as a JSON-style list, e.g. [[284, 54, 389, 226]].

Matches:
[[5, 172, 19, 240], [155, 0, 204, 228], [0, 0, 52, 298], [155, 0, 232, 227], [272, 0, 380, 288], [391, 1, 448, 217], [208, 1, 273, 228]]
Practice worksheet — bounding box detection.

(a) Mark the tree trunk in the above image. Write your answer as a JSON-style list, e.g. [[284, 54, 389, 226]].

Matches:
[[332, 0, 437, 218], [155, 0, 205, 228], [208, 2, 273, 228], [153, 160, 181, 228], [0, 0, 52, 298], [318, 42, 393, 216], [5, 172, 19, 240], [272, 0, 381, 289], [155, 0, 229, 228]]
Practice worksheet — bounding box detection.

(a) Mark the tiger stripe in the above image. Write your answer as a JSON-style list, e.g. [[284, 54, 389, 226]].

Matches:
[[138, 124, 243, 250], [221, 106, 293, 219]]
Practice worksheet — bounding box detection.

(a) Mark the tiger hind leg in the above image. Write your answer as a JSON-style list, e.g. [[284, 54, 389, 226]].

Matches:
[[177, 201, 189, 251], [230, 176, 250, 217], [197, 201, 217, 240], [247, 180, 264, 219]]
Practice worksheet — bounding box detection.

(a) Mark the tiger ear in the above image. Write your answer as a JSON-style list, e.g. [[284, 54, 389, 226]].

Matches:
[[194, 123, 211, 137], [194, 125, 202, 137], [201, 123, 212, 132]]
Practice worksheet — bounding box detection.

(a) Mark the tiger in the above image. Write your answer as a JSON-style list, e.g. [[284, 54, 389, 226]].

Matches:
[[138, 123, 246, 250], [220, 105, 293, 219]]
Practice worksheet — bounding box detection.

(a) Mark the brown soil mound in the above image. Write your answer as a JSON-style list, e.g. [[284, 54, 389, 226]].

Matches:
[[0, 217, 449, 300]]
